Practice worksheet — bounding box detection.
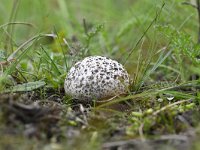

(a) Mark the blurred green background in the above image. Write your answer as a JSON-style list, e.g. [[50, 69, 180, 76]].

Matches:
[[0, 0, 198, 53]]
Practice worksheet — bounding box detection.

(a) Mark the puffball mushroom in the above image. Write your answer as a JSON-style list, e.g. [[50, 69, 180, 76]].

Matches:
[[64, 56, 130, 100]]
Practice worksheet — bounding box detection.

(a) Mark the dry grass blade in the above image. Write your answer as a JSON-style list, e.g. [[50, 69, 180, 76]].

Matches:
[[153, 99, 192, 116], [7, 34, 54, 61], [97, 80, 198, 108], [0, 22, 35, 29]]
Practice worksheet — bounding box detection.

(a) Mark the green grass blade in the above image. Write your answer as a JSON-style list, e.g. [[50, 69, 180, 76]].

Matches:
[[3, 81, 46, 93], [40, 46, 61, 76]]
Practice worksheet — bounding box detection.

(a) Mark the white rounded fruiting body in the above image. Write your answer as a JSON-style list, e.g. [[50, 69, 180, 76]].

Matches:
[[64, 56, 130, 100]]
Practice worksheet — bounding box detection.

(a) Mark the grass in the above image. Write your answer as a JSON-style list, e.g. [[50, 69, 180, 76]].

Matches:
[[1, 0, 200, 149]]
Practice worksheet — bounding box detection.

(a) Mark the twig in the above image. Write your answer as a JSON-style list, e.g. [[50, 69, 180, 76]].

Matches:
[[182, 2, 197, 8], [102, 134, 188, 149], [83, 18, 89, 36], [196, 0, 200, 43], [155, 134, 188, 141], [102, 139, 141, 148], [182, 1, 200, 43], [139, 123, 145, 142]]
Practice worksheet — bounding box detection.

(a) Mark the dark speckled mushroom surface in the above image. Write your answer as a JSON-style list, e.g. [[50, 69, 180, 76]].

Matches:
[[64, 56, 130, 100]]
